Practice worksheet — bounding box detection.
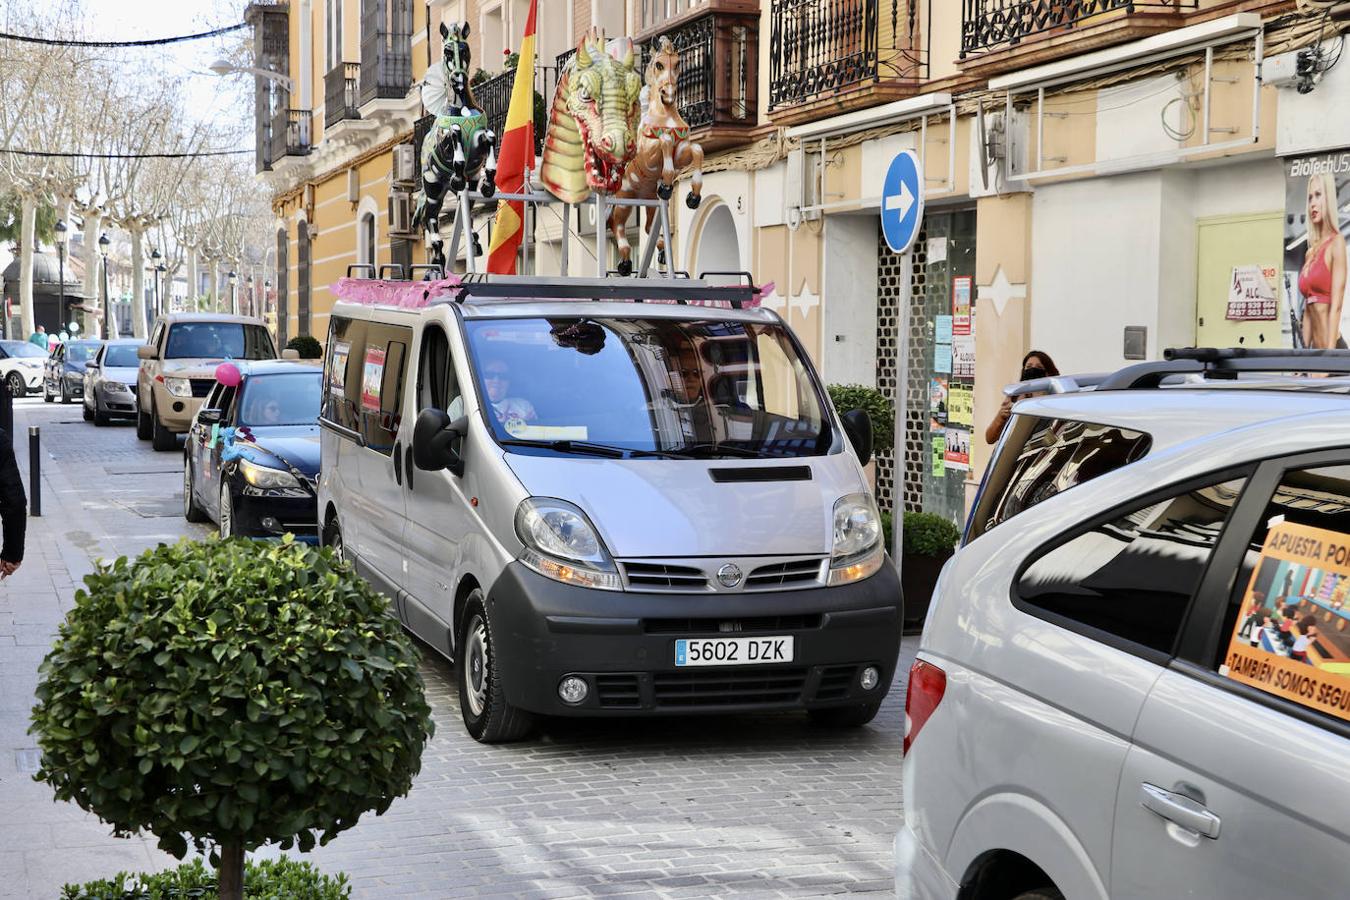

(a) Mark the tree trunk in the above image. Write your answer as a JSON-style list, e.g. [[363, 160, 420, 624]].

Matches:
[[81, 212, 102, 331], [187, 249, 199, 311], [217, 842, 245, 900], [209, 258, 220, 311], [18, 196, 36, 340], [129, 227, 147, 339]]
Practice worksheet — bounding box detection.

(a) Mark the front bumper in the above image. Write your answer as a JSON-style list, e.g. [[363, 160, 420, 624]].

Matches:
[[96, 384, 139, 417], [152, 384, 204, 432], [230, 485, 319, 540], [486, 559, 903, 717]]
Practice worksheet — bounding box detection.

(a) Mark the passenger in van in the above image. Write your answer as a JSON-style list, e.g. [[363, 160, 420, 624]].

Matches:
[[483, 359, 537, 430]]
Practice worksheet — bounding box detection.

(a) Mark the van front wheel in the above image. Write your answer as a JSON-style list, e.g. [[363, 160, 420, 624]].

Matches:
[[458, 593, 533, 743]]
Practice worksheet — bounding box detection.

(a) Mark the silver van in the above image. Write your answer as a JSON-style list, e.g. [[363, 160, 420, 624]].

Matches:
[[318, 275, 903, 742]]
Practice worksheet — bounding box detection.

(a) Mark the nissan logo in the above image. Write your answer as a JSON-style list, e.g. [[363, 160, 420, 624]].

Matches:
[[716, 563, 743, 588]]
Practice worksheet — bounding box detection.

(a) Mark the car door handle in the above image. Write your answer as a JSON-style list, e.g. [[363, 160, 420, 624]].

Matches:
[[1139, 783, 1221, 839]]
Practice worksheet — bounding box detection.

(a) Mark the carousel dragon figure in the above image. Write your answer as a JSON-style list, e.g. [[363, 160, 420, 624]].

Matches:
[[608, 36, 704, 275], [539, 28, 642, 205], [414, 21, 497, 267]]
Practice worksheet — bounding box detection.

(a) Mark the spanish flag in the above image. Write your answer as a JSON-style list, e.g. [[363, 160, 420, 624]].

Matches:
[[486, 0, 537, 274]]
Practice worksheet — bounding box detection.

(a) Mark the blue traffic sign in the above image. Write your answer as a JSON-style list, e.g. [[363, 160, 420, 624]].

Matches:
[[880, 149, 924, 254]]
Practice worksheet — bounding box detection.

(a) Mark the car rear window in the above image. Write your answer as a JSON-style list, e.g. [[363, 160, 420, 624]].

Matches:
[[968, 415, 1152, 541]]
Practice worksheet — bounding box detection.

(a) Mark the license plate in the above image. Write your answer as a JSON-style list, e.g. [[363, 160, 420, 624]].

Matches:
[[675, 636, 794, 667]]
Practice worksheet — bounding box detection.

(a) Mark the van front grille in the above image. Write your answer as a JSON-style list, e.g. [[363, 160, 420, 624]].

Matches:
[[622, 561, 708, 591], [813, 665, 859, 701], [746, 558, 823, 589], [643, 614, 822, 635], [595, 674, 641, 709], [652, 667, 807, 707]]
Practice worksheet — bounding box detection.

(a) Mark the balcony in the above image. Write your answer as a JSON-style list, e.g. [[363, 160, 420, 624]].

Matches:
[[324, 62, 362, 129], [961, 0, 1198, 67], [359, 0, 413, 109], [269, 106, 313, 165], [637, 2, 759, 152], [469, 65, 558, 160], [768, 0, 925, 122]]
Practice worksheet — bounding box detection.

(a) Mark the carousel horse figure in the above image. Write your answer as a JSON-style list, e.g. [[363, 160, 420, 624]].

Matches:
[[608, 36, 704, 276], [414, 21, 497, 267], [539, 28, 642, 206]]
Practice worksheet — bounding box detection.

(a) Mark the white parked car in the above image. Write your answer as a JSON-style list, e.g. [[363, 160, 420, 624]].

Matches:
[[896, 349, 1350, 900], [0, 339, 48, 397]]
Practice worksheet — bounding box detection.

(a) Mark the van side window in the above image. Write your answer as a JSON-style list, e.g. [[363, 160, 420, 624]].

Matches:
[[361, 323, 412, 455], [1017, 476, 1247, 655], [969, 416, 1152, 541], [1216, 464, 1350, 725], [324, 316, 366, 435], [417, 325, 462, 418]]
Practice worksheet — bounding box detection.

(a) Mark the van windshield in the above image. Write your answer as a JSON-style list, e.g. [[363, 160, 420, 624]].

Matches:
[[463, 317, 831, 458]]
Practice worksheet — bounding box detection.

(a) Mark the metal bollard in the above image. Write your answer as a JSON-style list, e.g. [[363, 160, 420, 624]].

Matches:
[[28, 426, 40, 518]]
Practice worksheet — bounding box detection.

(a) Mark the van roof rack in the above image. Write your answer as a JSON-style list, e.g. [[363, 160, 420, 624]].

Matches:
[[440, 273, 761, 308], [1097, 348, 1350, 390]]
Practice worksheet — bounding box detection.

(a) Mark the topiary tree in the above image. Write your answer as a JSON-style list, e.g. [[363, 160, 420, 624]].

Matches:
[[285, 334, 323, 359], [30, 537, 434, 900], [827, 384, 895, 454], [902, 510, 961, 557]]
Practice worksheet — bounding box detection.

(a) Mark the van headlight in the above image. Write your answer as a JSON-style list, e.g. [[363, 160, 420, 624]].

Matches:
[[239, 458, 300, 489], [828, 492, 885, 586], [162, 376, 192, 398], [515, 498, 621, 591]]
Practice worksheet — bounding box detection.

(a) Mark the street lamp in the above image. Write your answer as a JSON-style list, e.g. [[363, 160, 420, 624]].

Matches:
[[54, 220, 68, 334], [228, 270, 237, 316], [97, 233, 111, 340], [246, 275, 254, 317], [208, 58, 293, 92], [150, 247, 162, 326]]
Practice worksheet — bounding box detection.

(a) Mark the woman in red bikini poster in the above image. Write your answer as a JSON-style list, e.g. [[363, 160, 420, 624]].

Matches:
[[1286, 153, 1349, 349]]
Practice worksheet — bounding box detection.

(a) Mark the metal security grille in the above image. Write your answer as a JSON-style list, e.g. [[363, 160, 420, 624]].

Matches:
[[960, 0, 1196, 58], [874, 221, 921, 516]]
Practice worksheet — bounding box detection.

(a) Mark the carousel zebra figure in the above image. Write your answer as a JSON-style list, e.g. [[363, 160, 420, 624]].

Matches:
[[414, 21, 497, 268]]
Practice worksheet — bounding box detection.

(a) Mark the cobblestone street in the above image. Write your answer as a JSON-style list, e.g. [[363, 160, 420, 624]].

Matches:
[[0, 398, 914, 899]]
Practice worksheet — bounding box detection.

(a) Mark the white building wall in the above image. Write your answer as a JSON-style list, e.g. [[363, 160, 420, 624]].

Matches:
[[821, 213, 879, 386]]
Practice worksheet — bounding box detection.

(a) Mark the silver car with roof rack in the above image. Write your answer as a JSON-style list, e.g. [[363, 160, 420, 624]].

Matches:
[[896, 347, 1350, 900], [318, 269, 903, 742]]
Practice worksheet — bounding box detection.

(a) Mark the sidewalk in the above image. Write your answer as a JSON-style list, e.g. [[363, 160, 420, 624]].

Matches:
[[0, 403, 194, 898]]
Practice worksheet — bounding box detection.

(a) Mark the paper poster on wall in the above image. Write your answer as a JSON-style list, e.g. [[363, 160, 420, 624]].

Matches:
[[931, 434, 946, 475], [361, 346, 386, 412], [1226, 265, 1279, 321], [934, 343, 952, 374], [1284, 152, 1350, 348], [927, 236, 948, 265], [1221, 521, 1350, 722], [929, 377, 948, 424], [952, 336, 975, 379], [943, 428, 970, 471], [947, 384, 973, 428], [935, 315, 953, 345], [329, 341, 350, 395], [952, 276, 973, 336]]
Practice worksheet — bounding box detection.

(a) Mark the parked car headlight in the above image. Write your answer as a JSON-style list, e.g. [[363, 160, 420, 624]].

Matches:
[[239, 458, 300, 489], [162, 376, 192, 398], [103, 381, 128, 393], [828, 492, 884, 586], [515, 497, 621, 590]]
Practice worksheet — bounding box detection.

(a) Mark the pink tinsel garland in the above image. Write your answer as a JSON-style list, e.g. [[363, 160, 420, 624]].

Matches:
[[330, 275, 463, 308]]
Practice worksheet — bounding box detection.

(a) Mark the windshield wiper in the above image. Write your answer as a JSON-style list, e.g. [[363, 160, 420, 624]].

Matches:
[[498, 439, 628, 458], [675, 442, 771, 459]]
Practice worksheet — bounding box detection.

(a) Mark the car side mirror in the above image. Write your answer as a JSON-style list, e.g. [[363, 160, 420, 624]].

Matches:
[[281, 349, 300, 360], [413, 407, 468, 476], [197, 408, 223, 426], [85, 360, 97, 369], [136, 345, 156, 360], [841, 409, 874, 466]]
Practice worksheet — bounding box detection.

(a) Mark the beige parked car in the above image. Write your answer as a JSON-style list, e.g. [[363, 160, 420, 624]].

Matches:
[[136, 313, 277, 450]]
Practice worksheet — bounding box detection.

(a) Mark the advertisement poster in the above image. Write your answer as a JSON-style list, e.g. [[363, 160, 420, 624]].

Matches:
[[934, 343, 952, 374], [935, 314, 953, 345], [952, 336, 975, 379], [1226, 265, 1279, 322], [952, 276, 973, 336], [927, 236, 948, 265], [1284, 152, 1350, 349], [361, 346, 385, 412], [943, 428, 970, 471], [948, 384, 973, 428], [329, 341, 350, 396], [929, 377, 948, 424], [931, 434, 946, 475], [1221, 521, 1350, 723]]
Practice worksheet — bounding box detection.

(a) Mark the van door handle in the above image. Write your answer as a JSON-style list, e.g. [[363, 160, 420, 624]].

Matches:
[[1139, 783, 1221, 839], [393, 442, 403, 486]]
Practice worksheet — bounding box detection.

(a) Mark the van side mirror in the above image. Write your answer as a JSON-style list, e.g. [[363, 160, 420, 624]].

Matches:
[[841, 409, 873, 466], [413, 407, 468, 476], [136, 345, 156, 361]]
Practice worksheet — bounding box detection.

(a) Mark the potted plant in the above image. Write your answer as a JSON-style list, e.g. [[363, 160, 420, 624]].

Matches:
[[285, 334, 323, 359], [901, 510, 960, 632], [827, 384, 894, 489], [30, 537, 434, 900]]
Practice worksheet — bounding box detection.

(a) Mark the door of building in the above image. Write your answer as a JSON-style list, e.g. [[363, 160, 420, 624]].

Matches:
[[1195, 213, 1284, 349]]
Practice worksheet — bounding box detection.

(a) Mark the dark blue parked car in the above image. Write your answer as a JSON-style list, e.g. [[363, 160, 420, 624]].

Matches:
[[44, 339, 102, 403]]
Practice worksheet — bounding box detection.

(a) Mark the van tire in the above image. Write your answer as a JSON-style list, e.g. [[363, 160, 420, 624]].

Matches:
[[458, 593, 533, 743], [1011, 891, 1064, 900], [323, 519, 345, 563], [807, 703, 880, 728]]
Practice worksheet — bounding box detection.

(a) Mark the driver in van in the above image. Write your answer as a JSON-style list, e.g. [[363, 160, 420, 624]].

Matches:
[[483, 359, 537, 433]]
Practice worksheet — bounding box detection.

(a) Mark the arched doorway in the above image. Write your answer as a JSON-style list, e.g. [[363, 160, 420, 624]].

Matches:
[[693, 202, 741, 280], [297, 219, 312, 337], [276, 227, 289, 346]]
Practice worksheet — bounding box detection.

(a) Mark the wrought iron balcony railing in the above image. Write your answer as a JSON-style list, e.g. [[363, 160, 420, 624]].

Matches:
[[359, 0, 413, 106], [769, 0, 923, 110], [324, 62, 362, 128], [961, 0, 1198, 58], [639, 6, 758, 135], [471, 65, 558, 160], [269, 106, 312, 162]]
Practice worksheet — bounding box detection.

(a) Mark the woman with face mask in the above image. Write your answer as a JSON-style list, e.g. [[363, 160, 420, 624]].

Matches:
[[984, 350, 1059, 445]]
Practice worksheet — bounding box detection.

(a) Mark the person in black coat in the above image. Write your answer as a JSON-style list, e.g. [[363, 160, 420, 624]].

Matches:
[[0, 428, 26, 578]]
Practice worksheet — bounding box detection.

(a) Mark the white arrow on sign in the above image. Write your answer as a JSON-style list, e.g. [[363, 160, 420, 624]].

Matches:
[[885, 181, 915, 220]]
